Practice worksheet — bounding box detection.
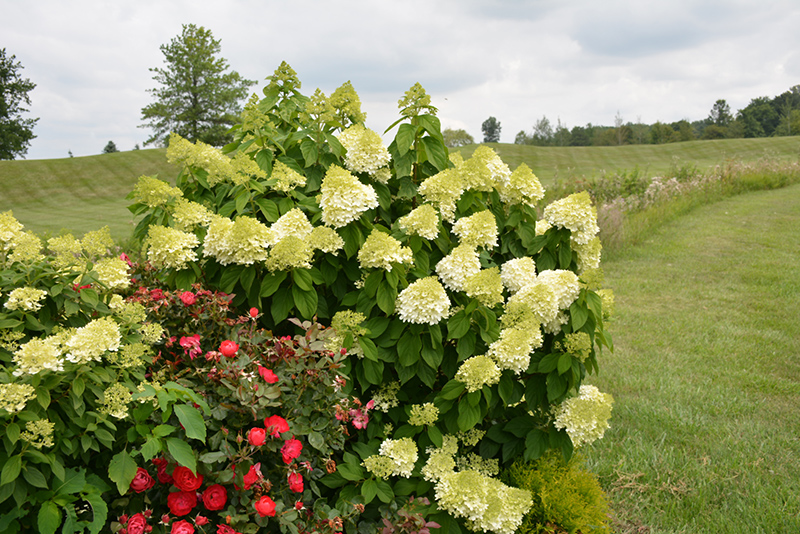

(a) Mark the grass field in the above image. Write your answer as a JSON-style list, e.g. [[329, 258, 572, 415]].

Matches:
[[584, 183, 800, 533], [1, 137, 799, 240], [0, 149, 178, 240], [462, 136, 800, 186]]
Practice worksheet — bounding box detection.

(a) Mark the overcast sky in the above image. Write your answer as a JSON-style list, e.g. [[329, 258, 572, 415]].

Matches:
[[3, 0, 800, 160]]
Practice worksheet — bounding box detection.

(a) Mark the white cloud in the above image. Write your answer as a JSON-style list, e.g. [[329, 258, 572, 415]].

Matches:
[[2, 0, 799, 159]]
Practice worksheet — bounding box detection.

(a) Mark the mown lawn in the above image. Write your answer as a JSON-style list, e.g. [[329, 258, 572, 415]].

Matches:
[[2, 137, 799, 240], [0, 149, 178, 240], [584, 183, 800, 533]]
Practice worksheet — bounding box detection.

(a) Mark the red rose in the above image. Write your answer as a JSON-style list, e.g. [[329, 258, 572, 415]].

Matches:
[[127, 513, 148, 534], [249, 307, 259, 318], [288, 472, 304, 493], [281, 438, 303, 464], [171, 519, 195, 534], [153, 458, 174, 484], [150, 289, 165, 300], [172, 466, 204, 492], [254, 495, 276, 517], [167, 490, 198, 516], [217, 526, 241, 534], [242, 464, 261, 490], [248, 428, 266, 447], [195, 514, 209, 526], [264, 415, 289, 437], [201, 484, 227, 511], [258, 366, 279, 384], [219, 340, 238, 357], [130, 467, 156, 493], [179, 291, 196, 306]]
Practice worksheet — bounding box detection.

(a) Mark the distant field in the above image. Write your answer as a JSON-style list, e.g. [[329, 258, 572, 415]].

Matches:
[[460, 136, 800, 185], [1, 137, 799, 239], [0, 149, 179, 240]]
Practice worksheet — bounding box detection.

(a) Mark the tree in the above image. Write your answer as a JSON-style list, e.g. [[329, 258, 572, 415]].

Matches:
[[442, 128, 474, 148], [514, 130, 531, 144], [738, 97, 779, 138], [481, 116, 501, 143], [708, 99, 732, 127], [102, 140, 119, 153], [569, 125, 592, 146], [140, 24, 256, 147], [0, 48, 38, 159], [532, 115, 553, 146]]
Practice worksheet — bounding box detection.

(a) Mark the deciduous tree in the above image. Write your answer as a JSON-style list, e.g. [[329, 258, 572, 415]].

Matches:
[[481, 116, 501, 143], [442, 127, 474, 147], [0, 48, 38, 159], [140, 24, 256, 147]]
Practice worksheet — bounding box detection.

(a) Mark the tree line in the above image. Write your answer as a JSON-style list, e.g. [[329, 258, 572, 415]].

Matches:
[[503, 90, 800, 148]]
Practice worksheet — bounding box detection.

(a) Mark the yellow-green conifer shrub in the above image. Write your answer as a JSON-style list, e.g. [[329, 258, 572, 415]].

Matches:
[[502, 451, 610, 534]]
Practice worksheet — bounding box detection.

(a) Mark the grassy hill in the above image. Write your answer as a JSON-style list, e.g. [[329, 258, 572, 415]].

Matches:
[[0, 149, 179, 240], [1, 137, 798, 240]]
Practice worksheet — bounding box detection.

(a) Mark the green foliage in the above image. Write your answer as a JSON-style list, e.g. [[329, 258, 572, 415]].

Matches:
[[0, 48, 38, 160], [502, 451, 610, 534], [140, 24, 256, 147]]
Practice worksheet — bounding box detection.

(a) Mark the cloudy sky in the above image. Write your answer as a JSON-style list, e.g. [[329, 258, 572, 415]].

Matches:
[[3, 0, 800, 160]]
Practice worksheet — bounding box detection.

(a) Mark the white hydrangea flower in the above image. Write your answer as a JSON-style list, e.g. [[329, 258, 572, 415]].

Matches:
[[65, 317, 121, 364], [93, 257, 130, 290], [455, 355, 501, 392], [378, 437, 419, 477], [553, 384, 614, 447], [497, 163, 545, 207], [543, 191, 600, 245], [536, 269, 581, 310], [319, 165, 379, 228], [270, 208, 314, 242], [358, 230, 413, 271], [337, 124, 391, 175], [145, 226, 199, 270], [12, 338, 64, 377], [435, 244, 481, 292], [398, 204, 440, 240], [487, 327, 543, 374], [452, 210, 498, 249], [396, 277, 450, 325], [434, 469, 533, 534], [500, 257, 537, 293]]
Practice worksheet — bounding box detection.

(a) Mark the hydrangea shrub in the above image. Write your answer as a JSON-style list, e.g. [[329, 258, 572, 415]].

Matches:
[[125, 62, 615, 534], [0, 214, 155, 533]]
